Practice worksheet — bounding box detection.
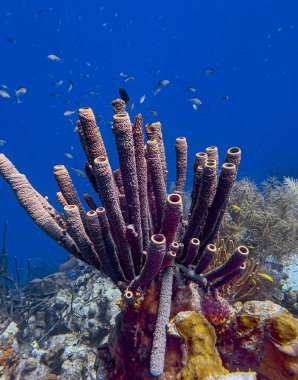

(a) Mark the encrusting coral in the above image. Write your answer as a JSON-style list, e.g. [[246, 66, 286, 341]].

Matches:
[[1, 99, 297, 379]]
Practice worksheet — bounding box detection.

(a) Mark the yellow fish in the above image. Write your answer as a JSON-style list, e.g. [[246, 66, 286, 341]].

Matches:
[[258, 273, 274, 282], [231, 204, 241, 211]]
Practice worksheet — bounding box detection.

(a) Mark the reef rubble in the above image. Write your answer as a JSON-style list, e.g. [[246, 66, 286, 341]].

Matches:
[[0, 100, 297, 379]]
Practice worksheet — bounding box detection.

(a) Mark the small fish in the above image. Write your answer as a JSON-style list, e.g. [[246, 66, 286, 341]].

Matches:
[[205, 68, 215, 75], [231, 204, 241, 211], [221, 95, 229, 101], [118, 87, 130, 104], [140, 94, 146, 104], [85, 91, 99, 97], [119, 72, 128, 78], [188, 98, 202, 105], [50, 93, 60, 97], [247, 245, 255, 249], [0, 84, 8, 89], [150, 110, 158, 116], [80, 73, 90, 79], [124, 76, 135, 82], [64, 152, 73, 159], [187, 86, 196, 92], [157, 79, 170, 86], [258, 273, 274, 282], [0, 139, 7, 146], [63, 110, 75, 116], [15, 87, 27, 96], [47, 54, 62, 61], [71, 167, 85, 177], [68, 80, 74, 92], [192, 104, 198, 111], [0, 89, 10, 99], [129, 103, 135, 111], [52, 80, 64, 87], [153, 87, 161, 95], [6, 37, 16, 44]]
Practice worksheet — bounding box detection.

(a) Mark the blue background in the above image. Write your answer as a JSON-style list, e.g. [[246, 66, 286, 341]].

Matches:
[[1, 0, 297, 276]]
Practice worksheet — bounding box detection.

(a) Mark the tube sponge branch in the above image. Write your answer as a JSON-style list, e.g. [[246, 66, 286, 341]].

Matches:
[[0, 100, 250, 379]]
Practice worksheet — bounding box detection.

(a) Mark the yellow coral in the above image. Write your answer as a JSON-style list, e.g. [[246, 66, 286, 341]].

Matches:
[[169, 311, 225, 380], [266, 310, 298, 345]]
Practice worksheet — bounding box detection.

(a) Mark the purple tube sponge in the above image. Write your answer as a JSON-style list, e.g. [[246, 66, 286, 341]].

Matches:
[[211, 262, 247, 289], [112, 112, 143, 273], [78, 107, 107, 162], [146, 139, 167, 231], [199, 163, 237, 249], [205, 246, 249, 282], [83, 192, 98, 211], [150, 265, 174, 377], [0, 155, 80, 259], [96, 207, 126, 282], [161, 250, 177, 270], [129, 234, 166, 291], [87, 210, 124, 283], [183, 160, 217, 249], [160, 194, 183, 248], [182, 238, 200, 266], [93, 156, 135, 280], [175, 137, 188, 195], [206, 146, 219, 166], [195, 243, 217, 274], [54, 165, 88, 231], [146, 122, 167, 184], [112, 98, 127, 114], [224, 147, 241, 168], [132, 113, 150, 251], [64, 205, 100, 269]]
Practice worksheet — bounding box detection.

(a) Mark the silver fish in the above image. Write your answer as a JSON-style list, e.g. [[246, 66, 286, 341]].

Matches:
[[0, 89, 10, 99], [157, 79, 170, 86], [64, 110, 76, 116], [47, 54, 62, 61]]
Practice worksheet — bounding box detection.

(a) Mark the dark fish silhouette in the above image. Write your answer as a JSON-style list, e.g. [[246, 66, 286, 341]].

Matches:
[[118, 87, 130, 104]]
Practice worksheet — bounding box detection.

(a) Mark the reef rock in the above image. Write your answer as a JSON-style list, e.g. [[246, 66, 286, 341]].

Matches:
[[216, 300, 298, 378]]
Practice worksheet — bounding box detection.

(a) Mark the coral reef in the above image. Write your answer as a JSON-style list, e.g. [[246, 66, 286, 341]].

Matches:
[[1, 100, 297, 379], [220, 177, 298, 263], [0, 260, 120, 379], [168, 311, 225, 380]]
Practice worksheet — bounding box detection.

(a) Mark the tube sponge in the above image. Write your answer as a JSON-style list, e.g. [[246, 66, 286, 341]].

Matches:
[[160, 194, 183, 248], [129, 234, 166, 290], [205, 246, 249, 282], [150, 266, 174, 377]]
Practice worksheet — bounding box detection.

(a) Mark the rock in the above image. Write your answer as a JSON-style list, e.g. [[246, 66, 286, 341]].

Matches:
[[0, 321, 19, 377], [258, 339, 298, 380], [265, 309, 298, 344]]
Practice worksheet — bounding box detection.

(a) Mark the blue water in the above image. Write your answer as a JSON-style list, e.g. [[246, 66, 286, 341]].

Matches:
[[1, 0, 298, 272]]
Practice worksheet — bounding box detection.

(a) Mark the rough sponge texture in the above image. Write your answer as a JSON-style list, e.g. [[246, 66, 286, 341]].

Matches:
[[265, 310, 298, 345], [169, 311, 225, 380]]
